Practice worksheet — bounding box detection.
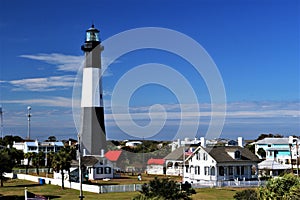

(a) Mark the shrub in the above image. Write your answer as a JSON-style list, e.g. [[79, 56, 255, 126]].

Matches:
[[233, 189, 258, 200], [133, 177, 195, 200]]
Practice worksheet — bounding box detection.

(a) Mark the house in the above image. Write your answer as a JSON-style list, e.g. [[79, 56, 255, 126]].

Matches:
[[164, 146, 195, 176], [56, 155, 114, 181], [104, 150, 125, 171], [146, 158, 165, 175], [125, 141, 142, 147], [171, 138, 202, 151], [171, 137, 244, 151], [13, 140, 64, 165], [82, 156, 114, 180], [254, 136, 300, 168], [183, 145, 260, 183], [258, 159, 290, 177]]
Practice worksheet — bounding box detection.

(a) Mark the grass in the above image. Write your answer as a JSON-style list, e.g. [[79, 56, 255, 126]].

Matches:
[[0, 178, 250, 200], [0, 179, 137, 200], [192, 187, 248, 200]]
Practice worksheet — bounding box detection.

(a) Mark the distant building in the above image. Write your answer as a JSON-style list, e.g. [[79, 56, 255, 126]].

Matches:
[[56, 155, 114, 181], [125, 141, 142, 147], [146, 158, 165, 175], [253, 136, 300, 168], [13, 140, 64, 165], [171, 137, 244, 151]]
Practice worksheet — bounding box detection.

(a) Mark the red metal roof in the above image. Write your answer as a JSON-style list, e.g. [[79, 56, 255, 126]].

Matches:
[[105, 150, 122, 161], [147, 158, 165, 165]]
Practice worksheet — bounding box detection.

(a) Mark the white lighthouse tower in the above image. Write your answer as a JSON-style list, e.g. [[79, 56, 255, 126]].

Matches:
[[80, 24, 107, 156]]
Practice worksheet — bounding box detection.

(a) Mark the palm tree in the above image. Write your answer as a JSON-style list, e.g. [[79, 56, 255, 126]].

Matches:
[[32, 151, 44, 175], [52, 147, 73, 189], [24, 152, 36, 174], [46, 151, 54, 174]]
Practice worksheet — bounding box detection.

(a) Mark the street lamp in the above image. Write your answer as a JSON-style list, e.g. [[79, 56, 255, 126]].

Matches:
[[27, 106, 31, 139]]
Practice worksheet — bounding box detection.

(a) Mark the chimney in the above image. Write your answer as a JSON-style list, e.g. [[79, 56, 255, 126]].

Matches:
[[238, 137, 244, 147], [289, 136, 294, 144], [100, 149, 105, 157], [200, 137, 206, 148], [177, 138, 181, 147]]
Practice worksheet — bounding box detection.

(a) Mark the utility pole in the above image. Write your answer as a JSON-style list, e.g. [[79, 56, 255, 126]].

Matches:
[[78, 134, 84, 200], [0, 106, 3, 138]]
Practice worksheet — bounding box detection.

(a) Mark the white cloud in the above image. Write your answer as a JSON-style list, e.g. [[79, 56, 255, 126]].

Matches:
[[20, 53, 84, 72], [8, 75, 75, 91], [105, 101, 300, 121], [20, 53, 115, 75], [2, 97, 75, 107]]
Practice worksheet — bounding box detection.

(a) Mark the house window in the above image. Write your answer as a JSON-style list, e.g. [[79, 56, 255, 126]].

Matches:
[[251, 165, 256, 175], [211, 167, 215, 176], [219, 166, 224, 176], [241, 166, 244, 175], [196, 152, 200, 160], [174, 162, 179, 169], [96, 167, 103, 174], [167, 162, 173, 168], [236, 166, 240, 175], [105, 167, 111, 174], [234, 151, 241, 159], [268, 144, 271, 147], [229, 167, 233, 175], [186, 166, 189, 173], [204, 167, 210, 175], [285, 159, 290, 164], [28, 146, 37, 151], [203, 153, 208, 160], [195, 166, 200, 175]]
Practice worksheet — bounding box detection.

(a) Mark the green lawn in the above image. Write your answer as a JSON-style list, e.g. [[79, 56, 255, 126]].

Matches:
[[0, 179, 137, 200], [0, 179, 249, 199], [192, 188, 248, 200]]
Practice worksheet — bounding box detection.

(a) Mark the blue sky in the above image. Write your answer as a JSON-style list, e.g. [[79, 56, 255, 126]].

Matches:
[[0, 0, 299, 141]]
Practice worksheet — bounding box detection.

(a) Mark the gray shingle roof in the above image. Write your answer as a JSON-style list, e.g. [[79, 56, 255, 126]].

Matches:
[[82, 156, 99, 166], [258, 160, 290, 170], [164, 146, 185, 161], [255, 138, 289, 144], [204, 146, 260, 163]]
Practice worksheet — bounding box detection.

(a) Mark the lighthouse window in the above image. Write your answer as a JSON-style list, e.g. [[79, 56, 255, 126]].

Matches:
[[86, 32, 99, 42]]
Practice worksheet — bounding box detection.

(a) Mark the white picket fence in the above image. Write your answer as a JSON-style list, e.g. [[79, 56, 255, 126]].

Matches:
[[191, 180, 266, 188], [4, 173, 142, 194], [5, 173, 266, 194]]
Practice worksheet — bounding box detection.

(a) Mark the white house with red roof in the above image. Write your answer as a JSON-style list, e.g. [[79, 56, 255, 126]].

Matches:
[[146, 158, 165, 175]]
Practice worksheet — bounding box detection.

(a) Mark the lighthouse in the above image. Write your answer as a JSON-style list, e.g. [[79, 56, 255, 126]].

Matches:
[[80, 24, 106, 156]]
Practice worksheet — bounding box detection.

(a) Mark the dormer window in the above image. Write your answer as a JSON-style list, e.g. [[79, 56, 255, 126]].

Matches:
[[234, 150, 241, 159]]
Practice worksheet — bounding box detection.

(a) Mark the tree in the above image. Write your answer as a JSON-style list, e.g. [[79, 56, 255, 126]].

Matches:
[[46, 151, 54, 174], [256, 133, 283, 141], [257, 148, 266, 159], [133, 177, 195, 200], [46, 136, 57, 142], [24, 152, 36, 174], [245, 144, 255, 154], [0, 135, 23, 147], [0, 148, 23, 187], [52, 147, 73, 189], [32, 151, 44, 175], [258, 173, 300, 199]]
